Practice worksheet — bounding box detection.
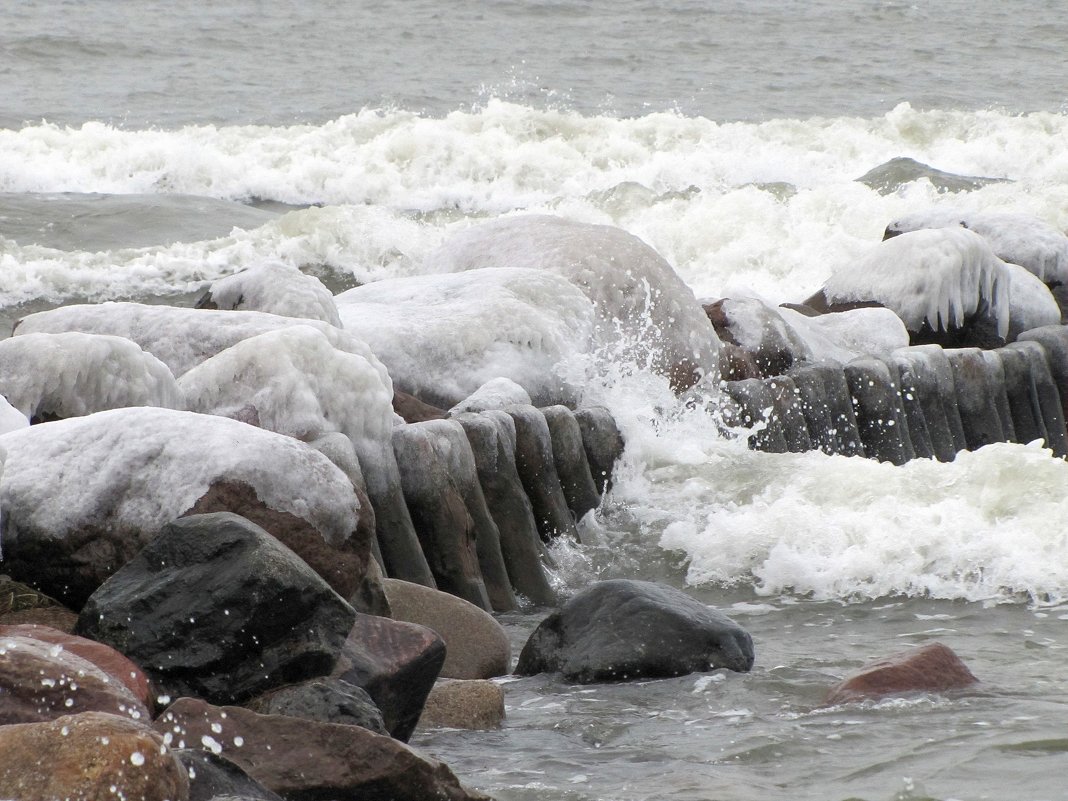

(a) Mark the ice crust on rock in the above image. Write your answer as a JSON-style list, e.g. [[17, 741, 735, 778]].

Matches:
[[779, 306, 911, 363], [449, 378, 532, 415], [0, 332, 181, 420], [179, 326, 394, 456], [0, 397, 29, 435], [424, 215, 721, 382], [336, 267, 595, 407], [202, 261, 342, 327], [1003, 262, 1062, 339], [0, 407, 362, 547], [14, 303, 387, 380], [886, 209, 1068, 285], [822, 227, 1011, 339]]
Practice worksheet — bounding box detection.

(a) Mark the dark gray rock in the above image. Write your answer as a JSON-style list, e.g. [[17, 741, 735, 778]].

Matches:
[[1004, 339, 1068, 457], [507, 405, 579, 542], [542, 405, 601, 521], [573, 406, 625, 495], [515, 579, 754, 684], [703, 297, 811, 376], [175, 750, 283, 801], [76, 512, 356, 705], [997, 345, 1048, 447], [946, 348, 1009, 450], [844, 358, 915, 465], [1018, 325, 1068, 430], [788, 363, 865, 457], [981, 350, 1017, 442], [858, 156, 1007, 195], [890, 346, 964, 462], [721, 378, 789, 453], [244, 677, 387, 735], [889, 354, 936, 460], [765, 376, 813, 453]]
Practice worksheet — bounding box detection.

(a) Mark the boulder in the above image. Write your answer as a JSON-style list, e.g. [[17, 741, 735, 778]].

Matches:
[[418, 679, 505, 731], [1003, 340, 1068, 457], [76, 513, 357, 706], [765, 376, 813, 453], [721, 378, 789, 453], [156, 698, 488, 801], [515, 579, 754, 683], [889, 346, 963, 462], [843, 358, 915, 465], [1018, 325, 1068, 427], [382, 578, 511, 680], [392, 389, 446, 423], [196, 261, 342, 327], [0, 633, 151, 724], [824, 642, 978, 705], [542, 405, 601, 521], [787, 363, 865, 457], [508, 405, 580, 542], [703, 296, 811, 376], [945, 348, 1009, 449], [330, 612, 445, 742], [0, 606, 79, 632], [858, 157, 1006, 194], [244, 677, 387, 735], [0, 408, 370, 608], [0, 711, 189, 801], [573, 406, 625, 495], [449, 377, 532, 414], [997, 345, 1049, 446], [176, 749, 283, 801]]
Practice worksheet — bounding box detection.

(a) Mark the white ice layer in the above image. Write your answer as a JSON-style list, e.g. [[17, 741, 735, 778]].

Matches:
[[0, 407, 361, 546], [204, 261, 342, 327], [1003, 263, 1062, 339], [335, 267, 595, 406], [449, 378, 533, 415], [887, 209, 1068, 285], [0, 332, 181, 420], [0, 397, 29, 435], [779, 306, 911, 363], [179, 326, 394, 456], [822, 227, 1011, 338], [424, 215, 720, 380], [14, 303, 390, 382]]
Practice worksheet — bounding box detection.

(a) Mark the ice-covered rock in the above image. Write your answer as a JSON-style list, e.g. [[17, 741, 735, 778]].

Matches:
[[0, 396, 29, 434], [885, 209, 1068, 286], [197, 261, 343, 327], [14, 303, 384, 378], [778, 306, 911, 363], [449, 377, 532, 415], [336, 268, 595, 407], [821, 227, 1011, 341], [425, 215, 720, 386], [703, 296, 812, 376], [0, 332, 181, 422], [0, 407, 369, 607], [1004, 262, 1062, 339]]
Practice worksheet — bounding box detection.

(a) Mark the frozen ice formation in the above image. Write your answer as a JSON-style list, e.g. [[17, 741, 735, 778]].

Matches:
[[199, 261, 342, 327]]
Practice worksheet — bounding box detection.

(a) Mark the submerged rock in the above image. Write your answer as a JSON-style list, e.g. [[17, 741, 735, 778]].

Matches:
[[418, 678, 506, 731], [856, 156, 1007, 194], [824, 642, 978, 705], [515, 579, 754, 683]]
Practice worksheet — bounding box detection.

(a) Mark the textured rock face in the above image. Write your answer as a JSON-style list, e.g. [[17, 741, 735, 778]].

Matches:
[[573, 406, 625, 495], [156, 698, 490, 801], [0, 711, 189, 801], [383, 578, 511, 680], [418, 679, 506, 731], [245, 677, 387, 735], [175, 749, 283, 801], [507, 405, 578, 542], [824, 642, 979, 705], [330, 612, 446, 742], [542, 405, 601, 521], [516, 579, 754, 684], [76, 513, 357, 705]]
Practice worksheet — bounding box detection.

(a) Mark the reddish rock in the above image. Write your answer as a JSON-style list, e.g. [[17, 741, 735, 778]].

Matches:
[[0, 624, 153, 709], [0, 634, 151, 724], [824, 642, 979, 705], [392, 390, 447, 423], [155, 697, 490, 801], [0, 711, 189, 801]]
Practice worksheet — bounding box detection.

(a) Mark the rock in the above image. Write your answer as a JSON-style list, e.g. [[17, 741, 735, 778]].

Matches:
[[1003, 340, 1068, 457], [824, 642, 978, 705], [888, 355, 936, 460], [452, 411, 556, 606], [542, 405, 601, 521], [718, 342, 762, 381], [765, 376, 813, 453], [176, 749, 283, 801], [515, 579, 754, 683], [76, 513, 356, 706], [392, 389, 447, 423], [196, 261, 341, 327], [0, 624, 152, 709], [507, 405, 579, 542], [156, 698, 488, 801], [0, 575, 63, 616], [703, 296, 811, 377], [997, 345, 1047, 445], [0, 407, 370, 608], [890, 346, 964, 462], [418, 679, 505, 731], [244, 677, 387, 735], [843, 358, 915, 465], [0, 606, 79, 632], [330, 612, 445, 742], [382, 578, 511, 680], [787, 363, 865, 457], [945, 348, 1009, 450], [721, 378, 789, 453], [0, 633, 151, 724], [857, 156, 1007, 194], [573, 406, 625, 495], [1018, 325, 1068, 429], [449, 377, 532, 414], [0, 711, 189, 801]]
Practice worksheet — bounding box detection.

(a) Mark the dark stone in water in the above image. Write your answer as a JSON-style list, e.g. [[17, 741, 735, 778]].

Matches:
[[542, 405, 601, 521], [507, 405, 579, 543], [721, 378, 789, 453], [392, 389, 447, 423], [945, 348, 1009, 450], [824, 642, 978, 705], [889, 353, 936, 460], [843, 358, 914, 465], [76, 512, 356, 706], [1018, 325, 1068, 435], [175, 749, 283, 801], [789, 363, 866, 457], [765, 376, 813, 453], [245, 677, 387, 735], [515, 579, 754, 683], [857, 157, 1007, 195], [573, 405, 625, 495], [1003, 339, 1068, 457], [890, 346, 965, 462], [997, 345, 1048, 446]]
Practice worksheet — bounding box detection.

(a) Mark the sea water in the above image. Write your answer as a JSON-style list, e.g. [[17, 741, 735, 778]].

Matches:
[[3, 2, 1068, 799]]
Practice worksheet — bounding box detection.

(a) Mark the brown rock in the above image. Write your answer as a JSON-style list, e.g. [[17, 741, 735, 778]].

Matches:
[[392, 389, 447, 423], [0, 606, 79, 632], [418, 679, 505, 731], [824, 642, 979, 705], [0, 624, 153, 709], [155, 697, 490, 801], [383, 578, 510, 679], [0, 711, 189, 801], [0, 634, 151, 724], [0, 575, 62, 615]]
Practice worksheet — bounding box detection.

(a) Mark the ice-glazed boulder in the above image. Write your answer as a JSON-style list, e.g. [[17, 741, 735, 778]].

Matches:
[[13, 303, 384, 379], [820, 227, 1011, 343], [424, 215, 720, 387], [336, 268, 595, 407], [1003, 262, 1062, 340], [197, 261, 343, 327], [0, 408, 371, 608], [778, 306, 911, 363], [0, 332, 181, 422], [0, 396, 29, 435]]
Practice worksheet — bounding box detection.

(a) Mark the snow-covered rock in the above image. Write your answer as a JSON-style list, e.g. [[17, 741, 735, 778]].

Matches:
[[0, 397, 29, 435], [424, 215, 720, 385], [0, 332, 181, 421], [1004, 262, 1062, 340], [14, 303, 386, 379], [335, 268, 595, 407], [449, 378, 532, 415], [822, 227, 1011, 340], [779, 306, 911, 363], [0, 408, 370, 607], [198, 261, 342, 327]]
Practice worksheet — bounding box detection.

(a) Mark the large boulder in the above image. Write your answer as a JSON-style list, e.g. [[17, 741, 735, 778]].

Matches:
[[245, 677, 387, 735], [542, 405, 601, 522], [824, 642, 978, 705], [507, 405, 578, 542], [704, 296, 811, 377], [515, 579, 754, 683], [155, 698, 488, 801], [418, 679, 506, 731], [0, 711, 189, 801], [76, 513, 357, 706], [175, 749, 283, 801], [0, 407, 370, 607], [196, 261, 342, 327]]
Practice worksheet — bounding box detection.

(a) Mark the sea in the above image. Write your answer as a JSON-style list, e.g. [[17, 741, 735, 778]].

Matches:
[[3, 2, 1068, 800]]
